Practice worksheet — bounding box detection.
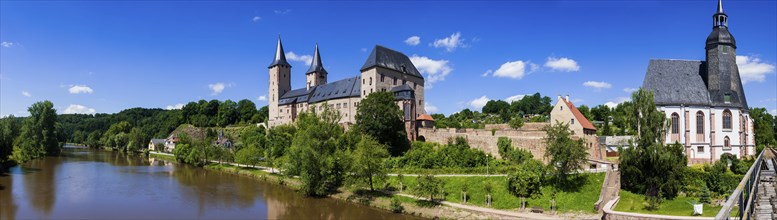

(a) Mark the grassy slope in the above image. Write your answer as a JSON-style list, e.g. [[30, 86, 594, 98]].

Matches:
[[386, 172, 605, 214], [614, 190, 722, 217]]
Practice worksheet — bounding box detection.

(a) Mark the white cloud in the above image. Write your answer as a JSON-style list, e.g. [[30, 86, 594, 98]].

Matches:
[[425, 102, 438, 114], [432, 32, 462, 52], [409, 55, 453, 88], [770, 109, 777, 115], [737, 55, 775, 84], [481, 70, 492, 77], [505, 94, 527, 103], [165, 103, 184, 110], [208, 82, 231, 95], [252, 16, 262, 22], [69, 85, 94, 94], [583, 81, 612, 89], [1, 42, 14, 48], [405, 36, 421, 46], [285, 51, 313, 65], [623, 87, 639, 93], [258, 95, 267, 101], [274, 9, 291, 15], [21, 91, 31, 97], [469, 96, 491, 109], [492, 60, 538, 80], [604, 97, 630, 108], [544, 57, 580, 72], [64, 104, 96, 114]]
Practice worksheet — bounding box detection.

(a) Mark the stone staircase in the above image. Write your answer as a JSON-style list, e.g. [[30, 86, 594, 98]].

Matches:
[[595, 167, 620, 212]]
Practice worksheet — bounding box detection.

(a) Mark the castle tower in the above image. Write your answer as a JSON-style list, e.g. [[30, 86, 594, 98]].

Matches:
[[268, 36, 292, 127], [704, 0, 748, 109], [305, 44, 328, 90]]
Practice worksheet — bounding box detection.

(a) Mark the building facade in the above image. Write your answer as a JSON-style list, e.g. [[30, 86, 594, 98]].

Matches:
[[266, 37, 426, 140], [550, 96, 602, 160], [642, 0, 755, 163]]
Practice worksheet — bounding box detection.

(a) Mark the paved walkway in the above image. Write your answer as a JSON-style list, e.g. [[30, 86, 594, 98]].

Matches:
[[754, 149, 776, 220]]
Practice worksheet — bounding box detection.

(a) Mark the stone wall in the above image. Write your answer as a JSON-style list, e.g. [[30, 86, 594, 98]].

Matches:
[[418, 122, 604, 163]]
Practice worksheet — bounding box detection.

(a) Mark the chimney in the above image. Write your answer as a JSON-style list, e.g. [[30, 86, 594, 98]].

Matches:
[[565, 95, 570, 102]]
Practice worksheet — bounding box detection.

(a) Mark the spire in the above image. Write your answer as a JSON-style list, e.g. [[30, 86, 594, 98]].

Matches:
[[712, 0, 728, 28], [268, 36, 291, 69], [717, 0, 723, 14], [306, 43, 327, 75]]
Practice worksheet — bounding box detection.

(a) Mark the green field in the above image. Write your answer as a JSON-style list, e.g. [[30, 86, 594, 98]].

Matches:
[[614, 190, 723, 217], [386, 172, 605, 213]]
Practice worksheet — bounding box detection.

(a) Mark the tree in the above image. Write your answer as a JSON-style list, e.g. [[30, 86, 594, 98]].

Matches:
[[498, 137, 533, 164], [350, 135, 389, 191], [266, 124, 295, 173], [285, 107, 345, 197], [578, 105, 594, 122], [508, 117, 524, 129], [414, 174, 444, 200], [237, 99, 258, 124], [255, 106, 269, 123], [235, 144, 262, 167], [1, 115, 21, 164], [507, 159, 545, 209], [354, 92, 409, 156], [619, 89, 687, 204], [750, 108, 775, 151], [217, 99, 238, 127], [544, 122, 588, 184], [12, 101, 63, 162], [126, 127, 144, 153]]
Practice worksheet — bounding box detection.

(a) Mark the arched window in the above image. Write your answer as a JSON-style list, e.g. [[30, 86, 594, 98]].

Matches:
[[696, 111, 704, 134], [671, 113, 680, 134], [723, 110, 732, 130], [724, 136, 731, 150]]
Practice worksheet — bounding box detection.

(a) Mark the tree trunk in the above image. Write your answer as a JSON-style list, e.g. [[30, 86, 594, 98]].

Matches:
[[369, 175, 374, 191]]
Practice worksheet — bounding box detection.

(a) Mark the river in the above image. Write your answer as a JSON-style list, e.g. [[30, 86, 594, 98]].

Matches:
[[0, 148, 422, 219]]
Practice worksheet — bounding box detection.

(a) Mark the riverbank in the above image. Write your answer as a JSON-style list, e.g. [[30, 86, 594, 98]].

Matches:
[[149, 151, 602, 219]]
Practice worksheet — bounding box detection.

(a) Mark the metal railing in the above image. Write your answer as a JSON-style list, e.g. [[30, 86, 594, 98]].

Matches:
[[715, 148, 769, 220]]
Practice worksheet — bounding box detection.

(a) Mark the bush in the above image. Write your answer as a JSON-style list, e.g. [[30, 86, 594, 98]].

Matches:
[[390, 197, 404, 213], [509, 117, 524, 129]]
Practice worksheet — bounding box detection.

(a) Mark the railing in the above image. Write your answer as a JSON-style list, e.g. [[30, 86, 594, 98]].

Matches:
[[715, 149, 768, 220], [593, 166, 612, 211]]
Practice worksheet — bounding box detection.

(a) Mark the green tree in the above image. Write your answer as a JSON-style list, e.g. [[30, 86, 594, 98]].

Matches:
[[354, 92, 409, 156], [0, 115, 21, 164], [577, 105, 594, 122], [266, 124, 295, 173], [619, 89, 687, 204], [750, 108, 775, 152], [237, 99, 258, 124], [218, 99, 238, 127], [235, 144, 262, 167], [508, 117, 524, 129], [544, 122, 588, 184], [507, 159, 545, 209], [285, 107, 345, 197], [12, 101, 63, 162], [350, 135, 389, 191], [126, 127, 144, 153], [414, 174, 444, 200]]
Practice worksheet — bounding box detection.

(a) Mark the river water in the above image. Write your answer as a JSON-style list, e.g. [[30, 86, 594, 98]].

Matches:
[[0, 148, 421, 219]]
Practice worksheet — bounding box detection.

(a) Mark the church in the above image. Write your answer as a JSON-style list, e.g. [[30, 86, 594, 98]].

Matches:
[[642, 0, 755, 163], [266, 38, 427, 140]]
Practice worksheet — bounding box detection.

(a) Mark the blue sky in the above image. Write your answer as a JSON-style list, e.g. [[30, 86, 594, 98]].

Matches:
[[1, 0, 775, 117]]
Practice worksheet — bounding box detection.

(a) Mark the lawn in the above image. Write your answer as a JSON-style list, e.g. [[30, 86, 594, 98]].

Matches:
[[385, 172, 605, 214], [614, 190, 723, 217]]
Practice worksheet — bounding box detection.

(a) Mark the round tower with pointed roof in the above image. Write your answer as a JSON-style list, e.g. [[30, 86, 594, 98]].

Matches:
[[306, 44, 328, 90], [704, 0, 747, 110], [268, 36, 292, 127]]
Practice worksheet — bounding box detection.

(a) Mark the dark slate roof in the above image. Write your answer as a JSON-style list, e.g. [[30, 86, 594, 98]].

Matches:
[[279, 88, 312, 105], [306, 44, 328, 75], [392, 85, 415, 100], [268, 37, 291, 68], [642, 59, 712, 107], [706, 27, 736, 49], [308, 76, 361, 103], [360, 45, 423, 78]]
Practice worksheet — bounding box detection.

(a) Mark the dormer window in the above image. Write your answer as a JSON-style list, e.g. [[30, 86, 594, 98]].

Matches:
[[724, 93, 731, 103], [401, 65, 407, 73]]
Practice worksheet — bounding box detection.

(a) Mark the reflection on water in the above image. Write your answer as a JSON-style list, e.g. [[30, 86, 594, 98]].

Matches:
[[0, 148, 421, 219]]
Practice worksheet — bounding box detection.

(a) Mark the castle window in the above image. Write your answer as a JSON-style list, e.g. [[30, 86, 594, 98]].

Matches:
[[369, 77, 372, 85], [671, 113, 679, 134], [403, 80, 406, 85], [723, 110, 732, 130], [722, 46, 728, 54], [362, 79, 365, 84], [394, 78, 397, 85], [381, 75, 385, 82]]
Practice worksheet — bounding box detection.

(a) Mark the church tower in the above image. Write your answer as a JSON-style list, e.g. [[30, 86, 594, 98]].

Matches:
[[268, 36, 292, 126], [305, 44, 327, 90], [704, 0, 748, 109]]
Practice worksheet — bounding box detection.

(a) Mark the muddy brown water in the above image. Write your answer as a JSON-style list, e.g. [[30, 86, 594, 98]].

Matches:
[[0, 148, 422, 219]]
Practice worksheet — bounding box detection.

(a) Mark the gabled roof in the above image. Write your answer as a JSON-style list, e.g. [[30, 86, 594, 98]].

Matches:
[[561, 99, 596, 131], [150, 139, 166, 144], [308, 76, 361, 103], [360, 45, 423, 78], [642, 59, 712, 107], [306, 44, 328, 75], [417, 114, 434, 121]]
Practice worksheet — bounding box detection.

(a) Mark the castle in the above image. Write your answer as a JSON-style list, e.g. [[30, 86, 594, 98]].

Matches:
[[642, 0, 755, 163], [266, 38, 427, 140]]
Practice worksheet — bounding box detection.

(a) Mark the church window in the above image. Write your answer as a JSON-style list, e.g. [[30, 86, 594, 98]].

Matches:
[[696, 111, 704, 134], [394, 78, 397, 85], [671, 113, 679, 134], [723, 110, 732, 130], [381, 75, 385, 82], [404, 103, 411, 120], [723, 136, 731, 150], [697, 146, 704, 153]]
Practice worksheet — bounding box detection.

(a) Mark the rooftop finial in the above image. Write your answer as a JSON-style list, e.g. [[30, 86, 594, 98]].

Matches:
[[717, 0, 724, 14], [268, 36, 291, 68]]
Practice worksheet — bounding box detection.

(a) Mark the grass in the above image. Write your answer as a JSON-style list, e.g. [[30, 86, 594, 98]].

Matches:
[[149, 152, 176, 161], [614, 190, 722, 217], [386, 172, 605, 214]]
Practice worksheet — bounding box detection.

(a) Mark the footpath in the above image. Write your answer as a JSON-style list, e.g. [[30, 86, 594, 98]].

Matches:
[[149, 151, 601, 219]]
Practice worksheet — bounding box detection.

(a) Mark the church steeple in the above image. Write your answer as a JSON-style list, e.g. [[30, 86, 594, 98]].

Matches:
[[713, 0, 728, 28], [268, 36, 291, 68], [305, 43, 328, 90], [704, 0, 747, 109]]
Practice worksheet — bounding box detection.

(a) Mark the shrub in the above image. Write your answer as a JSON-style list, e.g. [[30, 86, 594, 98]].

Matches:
[[390, 197, 404, 213], [509, 117, 524, 129]]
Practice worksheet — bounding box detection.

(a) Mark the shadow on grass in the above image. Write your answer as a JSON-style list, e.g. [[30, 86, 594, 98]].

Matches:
[[415, 200, 441, 208], [552, 174, 587, 192]]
